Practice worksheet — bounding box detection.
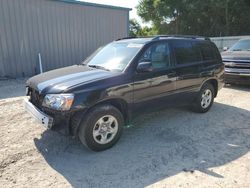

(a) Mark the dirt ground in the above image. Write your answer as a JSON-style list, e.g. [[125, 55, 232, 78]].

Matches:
[[0, 79, 250, 188]]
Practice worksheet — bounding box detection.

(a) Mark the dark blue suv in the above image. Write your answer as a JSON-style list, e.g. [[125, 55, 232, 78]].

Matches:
[[25, 35, 224, 151]]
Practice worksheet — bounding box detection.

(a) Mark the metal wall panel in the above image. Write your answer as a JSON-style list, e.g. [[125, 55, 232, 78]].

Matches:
[[0, 0, 130, 78]]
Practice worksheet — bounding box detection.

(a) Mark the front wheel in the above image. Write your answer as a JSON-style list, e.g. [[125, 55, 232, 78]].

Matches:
[[78, 104, 124, 151], [192, 83, 215, 113]]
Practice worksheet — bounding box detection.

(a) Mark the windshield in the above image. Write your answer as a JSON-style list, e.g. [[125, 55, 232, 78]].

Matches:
[[229, 39, 250, 51], [83, 42, 143, 71]]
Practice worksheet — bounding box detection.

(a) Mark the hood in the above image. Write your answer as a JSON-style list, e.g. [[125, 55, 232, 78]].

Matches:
[[27, 65, 119, 94], [221, 51, 250, 61]]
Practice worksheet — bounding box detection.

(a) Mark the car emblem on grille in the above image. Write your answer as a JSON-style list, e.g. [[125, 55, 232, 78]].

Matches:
[[225, 62, 236, 67]]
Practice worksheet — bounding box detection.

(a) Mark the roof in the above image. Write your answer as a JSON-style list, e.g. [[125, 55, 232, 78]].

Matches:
[[56, 0, 132, 11], [115, 35, 211, 44]]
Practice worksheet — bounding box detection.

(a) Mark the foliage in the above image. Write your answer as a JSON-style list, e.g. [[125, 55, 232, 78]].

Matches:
[[129, 19, 156, 37], [136, 0, 250, 37], [129, 19, 142, 37]]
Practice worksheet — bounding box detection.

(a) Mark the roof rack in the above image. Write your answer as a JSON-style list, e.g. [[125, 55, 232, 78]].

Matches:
[[115, 35, 210, 42], [152, 35, 210, 41], [115, 36, 137, 41], [115, 36, 154, 41]]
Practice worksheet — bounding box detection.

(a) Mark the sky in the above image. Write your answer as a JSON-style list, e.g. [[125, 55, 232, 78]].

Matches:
[[80, 0, 147, 26]]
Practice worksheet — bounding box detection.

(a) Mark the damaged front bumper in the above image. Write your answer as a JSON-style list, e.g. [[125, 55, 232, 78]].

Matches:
[[24, 98, 53, 129]]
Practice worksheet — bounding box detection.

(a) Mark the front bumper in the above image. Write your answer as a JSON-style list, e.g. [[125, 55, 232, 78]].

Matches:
[[24, 98, 53, 129], [224, 68, 250, 84]]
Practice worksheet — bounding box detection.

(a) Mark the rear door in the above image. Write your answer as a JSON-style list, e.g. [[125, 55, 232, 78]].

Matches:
[[198, 41, 222, 78], [170, 39, 204, 103]]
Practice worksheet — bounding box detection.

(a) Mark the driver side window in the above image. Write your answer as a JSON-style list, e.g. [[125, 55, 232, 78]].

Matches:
[[139, 42, 171, 70]]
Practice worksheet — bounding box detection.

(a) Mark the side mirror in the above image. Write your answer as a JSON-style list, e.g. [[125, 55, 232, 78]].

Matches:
[[137, 62, 153, 73], [223, 46, 229, 51]]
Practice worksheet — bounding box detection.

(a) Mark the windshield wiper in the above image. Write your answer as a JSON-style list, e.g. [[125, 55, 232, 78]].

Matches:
[[88, 65, 110, 71], [232, 49, 242, 51]]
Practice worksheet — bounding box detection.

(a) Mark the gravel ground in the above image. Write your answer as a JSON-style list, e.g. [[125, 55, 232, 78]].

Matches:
[[0, 79, 250, 188]]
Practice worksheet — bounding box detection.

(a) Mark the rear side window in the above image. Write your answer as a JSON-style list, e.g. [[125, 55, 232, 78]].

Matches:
[[172, 40, 202, 65], [199, 42, 217, 61]]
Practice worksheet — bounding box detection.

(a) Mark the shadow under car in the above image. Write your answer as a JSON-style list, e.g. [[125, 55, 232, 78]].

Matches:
[[34, 102, 250, 188]]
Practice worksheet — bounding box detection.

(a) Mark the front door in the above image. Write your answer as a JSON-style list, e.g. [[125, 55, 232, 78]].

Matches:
[[132, 41, 177, 114]]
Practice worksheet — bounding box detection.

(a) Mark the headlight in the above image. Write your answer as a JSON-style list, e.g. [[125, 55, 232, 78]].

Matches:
[[42, 94, 74, 111]]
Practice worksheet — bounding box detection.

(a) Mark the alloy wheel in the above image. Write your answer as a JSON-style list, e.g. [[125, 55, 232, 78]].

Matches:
[[92, 115, 118, 144]]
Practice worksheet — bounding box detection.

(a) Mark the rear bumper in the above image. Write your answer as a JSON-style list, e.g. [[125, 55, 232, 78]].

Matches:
[[24, 98, 53, 129]]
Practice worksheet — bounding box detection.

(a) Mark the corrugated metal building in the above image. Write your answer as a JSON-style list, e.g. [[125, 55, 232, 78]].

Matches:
[[0, 0, 131, 78]]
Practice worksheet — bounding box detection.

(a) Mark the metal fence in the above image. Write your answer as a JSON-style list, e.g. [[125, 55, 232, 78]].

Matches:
[[210, 36, 250, 51], [0, 0, 130, 78]]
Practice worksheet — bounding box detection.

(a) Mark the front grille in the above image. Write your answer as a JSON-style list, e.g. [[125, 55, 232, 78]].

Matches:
[[225, 67, 250, 74], [225, 65, 250, 69], [29, 88, 43, 107], [223, 60, 250, 69]]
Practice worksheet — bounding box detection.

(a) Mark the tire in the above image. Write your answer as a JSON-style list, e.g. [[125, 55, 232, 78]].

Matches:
[[78, 104, 124, 151], [192, 83, 215, 113]]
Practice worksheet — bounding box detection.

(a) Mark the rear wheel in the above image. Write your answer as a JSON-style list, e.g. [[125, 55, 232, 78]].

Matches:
[[192, 83, 215, 113], [78, 104, 124, 151]]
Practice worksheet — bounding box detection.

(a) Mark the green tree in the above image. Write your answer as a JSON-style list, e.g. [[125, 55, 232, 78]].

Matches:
[[137, 0, 250, 37], [129, 19, 142, 37], [129, 19, 156, 37]]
